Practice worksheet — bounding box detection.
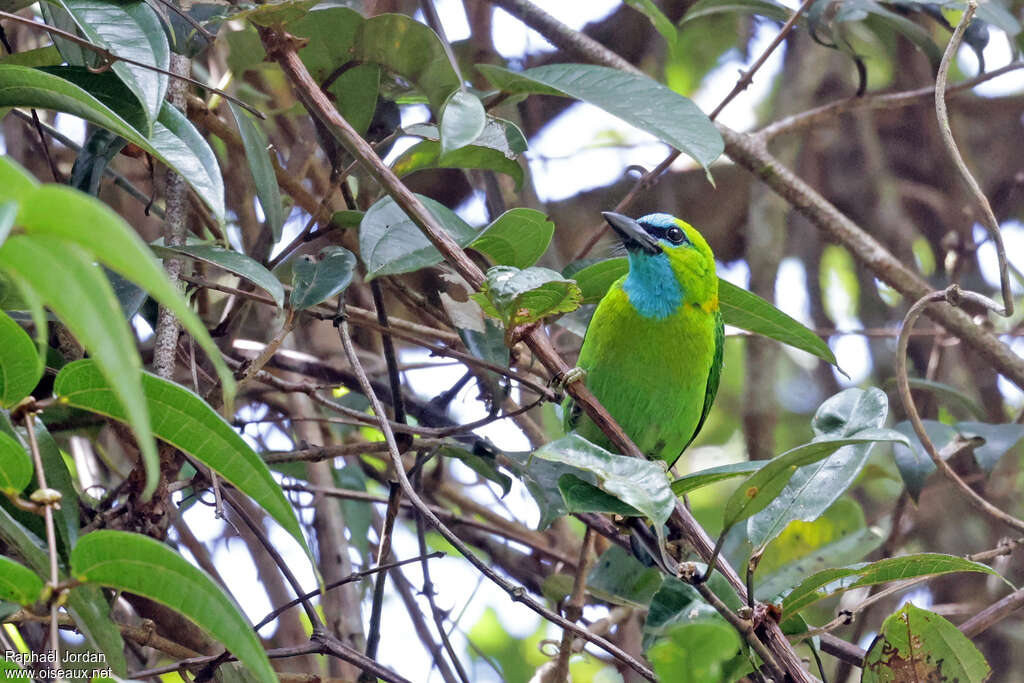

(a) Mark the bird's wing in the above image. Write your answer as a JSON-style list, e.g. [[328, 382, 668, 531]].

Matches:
[[685, 309, 724, 450]]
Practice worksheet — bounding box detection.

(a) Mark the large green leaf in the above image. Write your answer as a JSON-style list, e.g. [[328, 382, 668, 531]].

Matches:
[[0, 310, 42, 407], [532, 434, 675, 531], [746, 388, 899, 547], [648, 619, 743, 683], [290, 246, 356, 310], [391, 140, 524, 190], [863, 603, 990, 683], [681, 0, 793, 24], [359, 194, 480, 279], [152, 102, 225, 223], [473, 265, 582, 328], [352, 13, 461, 113], [564, 257, 628, 304], [470, 209, 553, 269], [718, 279, 837, 367], [229, 102, 285, 242], [0, 67, 224, 221], [57, 0, 170, 130], [0, 236, 158, 497], [587, 545, 664, 608], [5, 168, 234, 401], [722, 427, 907, 530], [0, 502, 126, 674], [152, 241, 285, 309], [670, 460, 763, 496], [477, 63, 722, 172], [0, 430, 31, 494], [71, 530, 276, 682], [440, 90, 486, 157], [54, 360, 310, 558], [782, 553, 1001, 616], [0, 555, 43, 606]]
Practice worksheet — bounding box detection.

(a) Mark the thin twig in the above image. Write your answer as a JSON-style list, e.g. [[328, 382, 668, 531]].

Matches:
[[235, 309, 297, 388], [24, 413, 61, 670], [332, 309, 657, 681], [362, 482, 402, 679], [934, 0, 1013, 316], [895, 286, 1024, 532], [551, 527, 594, 682], [757, 61, 1024, 140]]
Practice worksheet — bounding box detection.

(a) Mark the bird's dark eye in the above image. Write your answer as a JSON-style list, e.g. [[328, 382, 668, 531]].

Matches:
[[666, 227, 685, 244]]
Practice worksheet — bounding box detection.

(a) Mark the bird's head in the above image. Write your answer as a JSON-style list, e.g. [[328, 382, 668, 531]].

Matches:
[[602, 212, 717, 316]]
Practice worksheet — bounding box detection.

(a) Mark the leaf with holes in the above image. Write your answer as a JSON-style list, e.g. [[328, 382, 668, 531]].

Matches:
[[472, 265, 582, 329]]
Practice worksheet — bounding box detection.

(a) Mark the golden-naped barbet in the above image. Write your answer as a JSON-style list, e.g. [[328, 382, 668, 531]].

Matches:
[[564, 212, 723, 467]]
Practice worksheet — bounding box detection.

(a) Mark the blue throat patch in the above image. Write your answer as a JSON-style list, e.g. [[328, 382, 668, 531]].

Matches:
[[623, 251, 683, 319]]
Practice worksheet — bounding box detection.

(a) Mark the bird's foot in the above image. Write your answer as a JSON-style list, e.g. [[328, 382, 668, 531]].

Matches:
[[552, 366, 586, 391]]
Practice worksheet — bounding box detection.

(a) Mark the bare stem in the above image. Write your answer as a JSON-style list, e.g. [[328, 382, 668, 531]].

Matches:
[[934, 0, 1013, 316], [895, 286, 1024, 532]]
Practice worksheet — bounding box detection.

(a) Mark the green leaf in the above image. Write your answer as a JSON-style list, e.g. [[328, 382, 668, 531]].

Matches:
[[352, 13, 461, 114], [0, 501, 126, 674], [71, 530, 277, 682], [474, 265, 582, 327], [152, 102, 225, 223], [724, 426, 908, 532], [439, 445, 512, 496], [0, 236, 159, 497], [681, 0, 793, 25], [557, 473, 644, 517], [408, 118, 528, 158], [586, 545, 664, 607], [54, 360, 310, 558], [288, 7, 379, 136], [753, 498, 884, 601], [70, 128, 128, 195], [392, 140, 524, 190], [718, 279, 838, 367], [25, 420, 79, 553], [230, 0, 319, 26], [955, 421, 1024, 473], [648, 619, 743, 683], [0, 45, 62, 68], [289, 246, 357, 310], [229, 102, 285, 242], [783, 553, 1002, 616], [359, 194, 480, 280], [3, 169, 234, 400], [0, 555, 43, 606], [470, 209, 553, 268], [476, 63, 722, 172], [745, 388, 900, 547], [891, 419, 955, 502], [671, 460, 763, 496], [0, 431, 31, 494], [501, 449, 594, 529], [863, 603, 990, 683], [37, 64, 149, 134], [57, 0, 170, 130], [624, 0, 679, 46], [152, 241, 285, 309], [440, 90, 486, 157], [564, 257, 628, 304], [895, 377, 986, 419], [0, 67, 224, 221], [532, 434, 675, 531], [0, 311, 42, 407]]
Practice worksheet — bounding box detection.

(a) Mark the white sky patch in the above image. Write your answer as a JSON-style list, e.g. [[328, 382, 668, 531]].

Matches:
[[974, 221, 1024, 294], [957, 29, 1024, 97], [689, 20, 789, 133], [775, 257, 812, 326], [54, 113, 86, 147], [832, 334, 871, 386], [529, 102, 672, 202], [492, 1, 619, 59]]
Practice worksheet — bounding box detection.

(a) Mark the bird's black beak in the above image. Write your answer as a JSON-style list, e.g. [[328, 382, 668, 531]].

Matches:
[[602, 212, 661, 255]]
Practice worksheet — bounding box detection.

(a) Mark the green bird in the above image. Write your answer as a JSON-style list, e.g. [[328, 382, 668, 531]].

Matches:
[[564, 212, 724, 467]]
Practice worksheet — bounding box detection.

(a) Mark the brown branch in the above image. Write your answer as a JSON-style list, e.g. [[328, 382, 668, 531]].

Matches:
[[895, 286, 1024, 532]]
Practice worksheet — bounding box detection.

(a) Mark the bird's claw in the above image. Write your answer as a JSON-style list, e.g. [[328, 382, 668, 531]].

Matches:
[[552, 367, 586, 391]]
